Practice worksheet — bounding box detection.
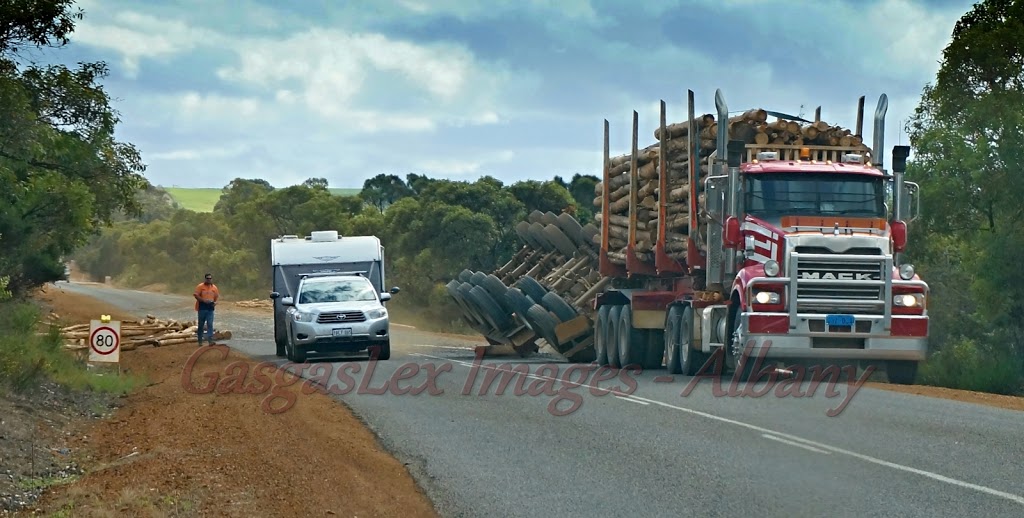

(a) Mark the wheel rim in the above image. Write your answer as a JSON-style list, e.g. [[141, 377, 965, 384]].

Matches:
[[618, 309, 630, 367], [663, 309, 677, 371], [728, 311, 743, 372], [678, 312, 689, 374]]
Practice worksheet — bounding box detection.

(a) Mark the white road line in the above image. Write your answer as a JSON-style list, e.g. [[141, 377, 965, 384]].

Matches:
[[407, 352, 1024, 506], [406, 344, 476, 351], [762, 434, 831, 455], [616, 396, 649, 406]]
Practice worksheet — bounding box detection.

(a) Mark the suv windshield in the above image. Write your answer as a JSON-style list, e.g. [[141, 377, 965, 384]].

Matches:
[[298, 278, 378, 304], [745, 172, 886, 218]]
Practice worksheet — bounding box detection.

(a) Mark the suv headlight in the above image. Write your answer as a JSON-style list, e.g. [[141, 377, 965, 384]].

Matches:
[[763, 260, 780, 277], [899, 263, 915, 280], [366, 308, 387, 319], [292, 311, 316, 322]]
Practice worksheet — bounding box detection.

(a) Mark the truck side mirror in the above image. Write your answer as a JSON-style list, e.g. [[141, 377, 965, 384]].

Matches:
[[891, 220, 907, 253], [380, 293, 392, 302], [724, 216, 741, 248], [270, 292, 280, 299], [390, 287, 401, 294], [281, 296, 294, 306]]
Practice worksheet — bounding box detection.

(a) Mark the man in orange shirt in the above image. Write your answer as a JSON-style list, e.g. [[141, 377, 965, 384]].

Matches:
[[193, 273, 220, 346]]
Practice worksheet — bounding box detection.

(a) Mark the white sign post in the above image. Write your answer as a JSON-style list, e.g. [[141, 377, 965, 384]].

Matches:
[[89, 318, 121, 365]]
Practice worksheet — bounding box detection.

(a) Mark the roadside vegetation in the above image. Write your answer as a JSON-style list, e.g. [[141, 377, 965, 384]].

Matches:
[[0, 1, 146, 397]]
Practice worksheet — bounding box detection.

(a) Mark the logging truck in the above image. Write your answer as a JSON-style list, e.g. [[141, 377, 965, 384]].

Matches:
[[592, 89, 928, 384]]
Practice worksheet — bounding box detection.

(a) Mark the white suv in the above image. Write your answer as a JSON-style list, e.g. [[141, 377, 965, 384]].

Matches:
[[279, 274, 394, 363]]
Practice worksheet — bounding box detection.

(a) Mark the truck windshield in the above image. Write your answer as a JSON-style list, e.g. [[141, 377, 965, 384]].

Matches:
[[745, 172, 885, 218], [298, 278, 378, 304]]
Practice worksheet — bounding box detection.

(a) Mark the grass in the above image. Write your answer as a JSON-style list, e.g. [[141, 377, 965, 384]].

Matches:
[[0, 300, 142, 395], [162, 187, 362, 212]]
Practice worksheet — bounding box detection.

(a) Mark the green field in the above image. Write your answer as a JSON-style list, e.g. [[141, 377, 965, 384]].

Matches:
[[163, 187, 362, 212]]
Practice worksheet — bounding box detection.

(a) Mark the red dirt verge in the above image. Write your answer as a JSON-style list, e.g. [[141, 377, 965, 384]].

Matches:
[[9, 287, 437, 517]]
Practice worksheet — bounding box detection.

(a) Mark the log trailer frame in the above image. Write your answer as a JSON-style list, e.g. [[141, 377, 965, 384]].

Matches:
[[593, 88, 928, 384]]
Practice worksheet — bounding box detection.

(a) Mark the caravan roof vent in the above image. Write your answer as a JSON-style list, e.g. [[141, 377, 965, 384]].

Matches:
[[309, 230, 340, 242]]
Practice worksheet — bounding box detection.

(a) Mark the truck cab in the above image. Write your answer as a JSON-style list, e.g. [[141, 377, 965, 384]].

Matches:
[[714, 145, 927, 383]]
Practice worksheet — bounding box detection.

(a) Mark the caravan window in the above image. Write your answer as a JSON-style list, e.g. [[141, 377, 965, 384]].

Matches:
[[298, 278, 378, 304]]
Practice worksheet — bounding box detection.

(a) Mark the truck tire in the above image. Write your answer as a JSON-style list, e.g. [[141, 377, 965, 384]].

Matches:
[[528, 222, 557, 253], [480, 275, 514, 313], [467, 286, 514, 331], [516, 276, 548, 304], [458, 269, 474, 282], [556, 212, 586, 247], [582, 224, 599, 249], [664, 305, 683, 374], [606, 305, 622, 368], [528, 209, 545, 224], [678, 306, 708, 376], [543, 224, 579, 258], [616, 305, 647, 369], [594, 305, 611, 366], [516, 221, 542, 250], [540, 292, 577, 322], [540, 211, 559, 226], [885, 361, 918, 385], [525, 304, 559, 348], [728, 305, 755, 382], [457, 283, 494, 334], [504, 288, 535, 321], [469, 271, 487, 286], [448, 281, 489, 333]]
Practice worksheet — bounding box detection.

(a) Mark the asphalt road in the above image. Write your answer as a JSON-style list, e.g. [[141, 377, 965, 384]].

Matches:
[[55, 282, 1024, 517]]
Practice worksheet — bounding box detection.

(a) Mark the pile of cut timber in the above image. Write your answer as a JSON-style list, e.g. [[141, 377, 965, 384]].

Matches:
[[592, 108, 871, 265], [60, 314, 232, 351]]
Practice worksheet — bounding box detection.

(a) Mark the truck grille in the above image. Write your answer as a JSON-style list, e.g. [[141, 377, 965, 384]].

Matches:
[[317, 311, 367, 324], [795, 254, 885, 314]]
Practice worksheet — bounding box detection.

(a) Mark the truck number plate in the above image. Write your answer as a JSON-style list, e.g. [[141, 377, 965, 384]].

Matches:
[[825, 314, 855, 327], [332, 328, 352, 337]]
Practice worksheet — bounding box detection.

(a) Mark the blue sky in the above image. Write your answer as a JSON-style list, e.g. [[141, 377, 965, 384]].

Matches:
[[50, 0, 974, 190]]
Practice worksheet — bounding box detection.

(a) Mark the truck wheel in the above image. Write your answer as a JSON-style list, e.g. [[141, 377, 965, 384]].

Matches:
[[528, 209, 545, 224], [528, 222, 558, 253], [457, 283, 494, 334], [516, 276, 548, 303], [885, 361, 918, 385], [469, 271, 487, 286], [481, 275, 514, 313], [727, 306, 754, 382], [525, 304, 560, 348], [540, 292, 577, 322], [664, 306, 683, 374], [543, 224, 579, 258], [556, 212, 586, 247], [504, 288, 535, 321], [617, 305, 647, 369], [606, 305, 622, 368], [467, 286, 514, 331], [678, 306, 708, 376], [594, 305, 610, 366]]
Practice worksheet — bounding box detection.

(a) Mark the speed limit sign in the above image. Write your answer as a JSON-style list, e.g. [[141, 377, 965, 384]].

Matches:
[[89, 319, 121, 363]]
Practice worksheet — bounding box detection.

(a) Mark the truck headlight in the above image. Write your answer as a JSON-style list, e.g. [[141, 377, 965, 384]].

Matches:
[[366, 308, 387, 319], [754, 291, 780, 305], [899, 264, 915, 280], [894, 293, 924, 307], [292, 311, 316, 322], [763, 260, 780, 277]]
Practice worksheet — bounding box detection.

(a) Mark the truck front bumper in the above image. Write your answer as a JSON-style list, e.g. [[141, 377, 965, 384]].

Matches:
[[737, 312, 928, 362]]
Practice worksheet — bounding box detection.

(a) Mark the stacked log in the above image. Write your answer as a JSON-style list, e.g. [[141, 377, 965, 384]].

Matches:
[[592, 108, 871, 265], [59, 314, 232, 351]]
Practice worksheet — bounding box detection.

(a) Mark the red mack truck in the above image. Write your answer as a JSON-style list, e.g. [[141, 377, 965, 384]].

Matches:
[[594, 89, 928, 384]]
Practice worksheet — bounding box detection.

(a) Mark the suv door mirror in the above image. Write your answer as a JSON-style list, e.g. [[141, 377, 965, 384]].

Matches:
[[281, 296, 294, 306], [380, 293, 392, 302], [270, 291, 281, 299], [389, 286, 401, 294]]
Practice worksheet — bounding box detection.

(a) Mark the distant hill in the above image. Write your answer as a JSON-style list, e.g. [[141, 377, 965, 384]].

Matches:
[[163, 187, 361, 212]]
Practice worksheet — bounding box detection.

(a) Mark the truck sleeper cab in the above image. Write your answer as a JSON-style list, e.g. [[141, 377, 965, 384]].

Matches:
[[276, 274, 396, 363]]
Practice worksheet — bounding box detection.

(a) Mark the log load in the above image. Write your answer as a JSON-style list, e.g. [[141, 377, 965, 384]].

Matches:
[[593, 109, 871, 266], [59, 314, 232, 351]]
